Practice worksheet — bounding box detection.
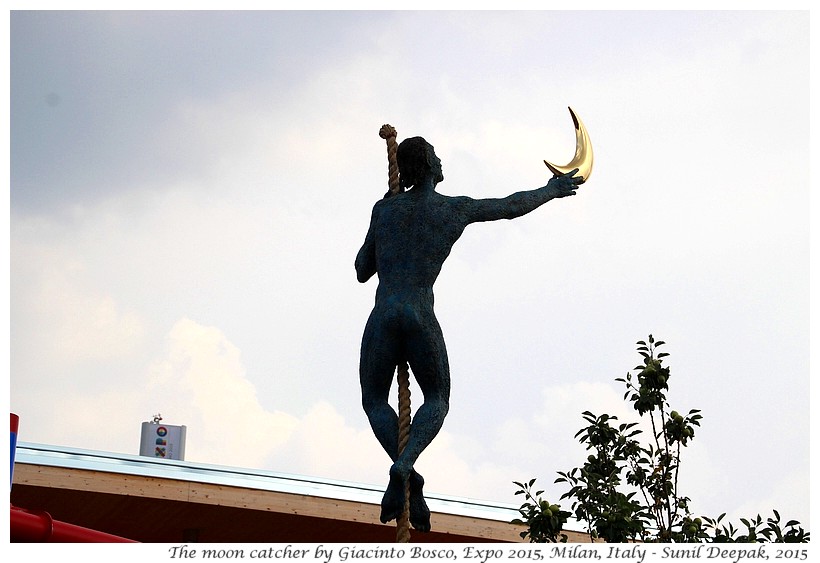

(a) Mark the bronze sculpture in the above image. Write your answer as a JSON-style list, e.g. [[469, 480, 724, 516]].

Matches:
[[357, 110, 591, 533]]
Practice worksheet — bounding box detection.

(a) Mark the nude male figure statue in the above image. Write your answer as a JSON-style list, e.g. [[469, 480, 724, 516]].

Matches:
[[356, 136, 581, 531]]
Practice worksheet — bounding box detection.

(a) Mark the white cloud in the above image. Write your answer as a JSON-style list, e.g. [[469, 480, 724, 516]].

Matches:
[[724, 467, 812, 530], [146, 318, 300, 469], [12, 237, 145, 363], [272, 400, 387, 485], [12, 388, 148, 455], [52, 292, 145, 362]]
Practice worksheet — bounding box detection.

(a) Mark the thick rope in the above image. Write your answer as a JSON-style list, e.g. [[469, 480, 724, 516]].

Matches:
[[379, 125, 400, 196], [395, 364, 412, 543], [379, 124, 412, 543]]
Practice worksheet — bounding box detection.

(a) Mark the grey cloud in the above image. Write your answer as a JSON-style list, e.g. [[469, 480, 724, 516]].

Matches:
[[11, 10, 387, 212]]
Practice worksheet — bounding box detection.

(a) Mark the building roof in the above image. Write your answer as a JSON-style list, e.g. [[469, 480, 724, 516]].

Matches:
[[12, 442, 587, 543]]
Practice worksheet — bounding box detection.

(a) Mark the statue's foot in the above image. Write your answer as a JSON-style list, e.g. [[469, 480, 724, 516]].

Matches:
[[409, 471, 431, 532], [379, 466, 407, 524]]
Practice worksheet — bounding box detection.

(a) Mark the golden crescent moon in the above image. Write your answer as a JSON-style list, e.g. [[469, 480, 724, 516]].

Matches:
[[543, 107, 593, 184]]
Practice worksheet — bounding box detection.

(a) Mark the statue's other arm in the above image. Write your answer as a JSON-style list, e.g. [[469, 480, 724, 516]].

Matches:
[[355, 203, 379, 283], [459, 171, 581, 224]]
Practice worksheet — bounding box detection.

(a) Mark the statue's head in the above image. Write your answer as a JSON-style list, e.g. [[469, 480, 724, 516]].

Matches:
[[398, 137, 444, 189]]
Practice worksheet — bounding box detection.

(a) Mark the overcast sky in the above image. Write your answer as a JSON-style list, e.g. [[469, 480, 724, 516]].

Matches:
[[8, 10, 812, 530]]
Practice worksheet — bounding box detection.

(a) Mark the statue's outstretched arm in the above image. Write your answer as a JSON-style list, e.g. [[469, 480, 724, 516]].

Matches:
[[461, 169, 582, 224]]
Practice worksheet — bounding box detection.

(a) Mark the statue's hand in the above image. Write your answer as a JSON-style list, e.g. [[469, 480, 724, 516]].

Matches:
[[546, 168, 583, 198]]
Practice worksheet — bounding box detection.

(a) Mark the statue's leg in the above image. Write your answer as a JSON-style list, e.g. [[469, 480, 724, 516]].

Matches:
[[360, 306, 437, 529], [396, 314, 451, 474], [359, 312, 400, 464], [408, 469, 430, 532], [385, 313, 450, 532]]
